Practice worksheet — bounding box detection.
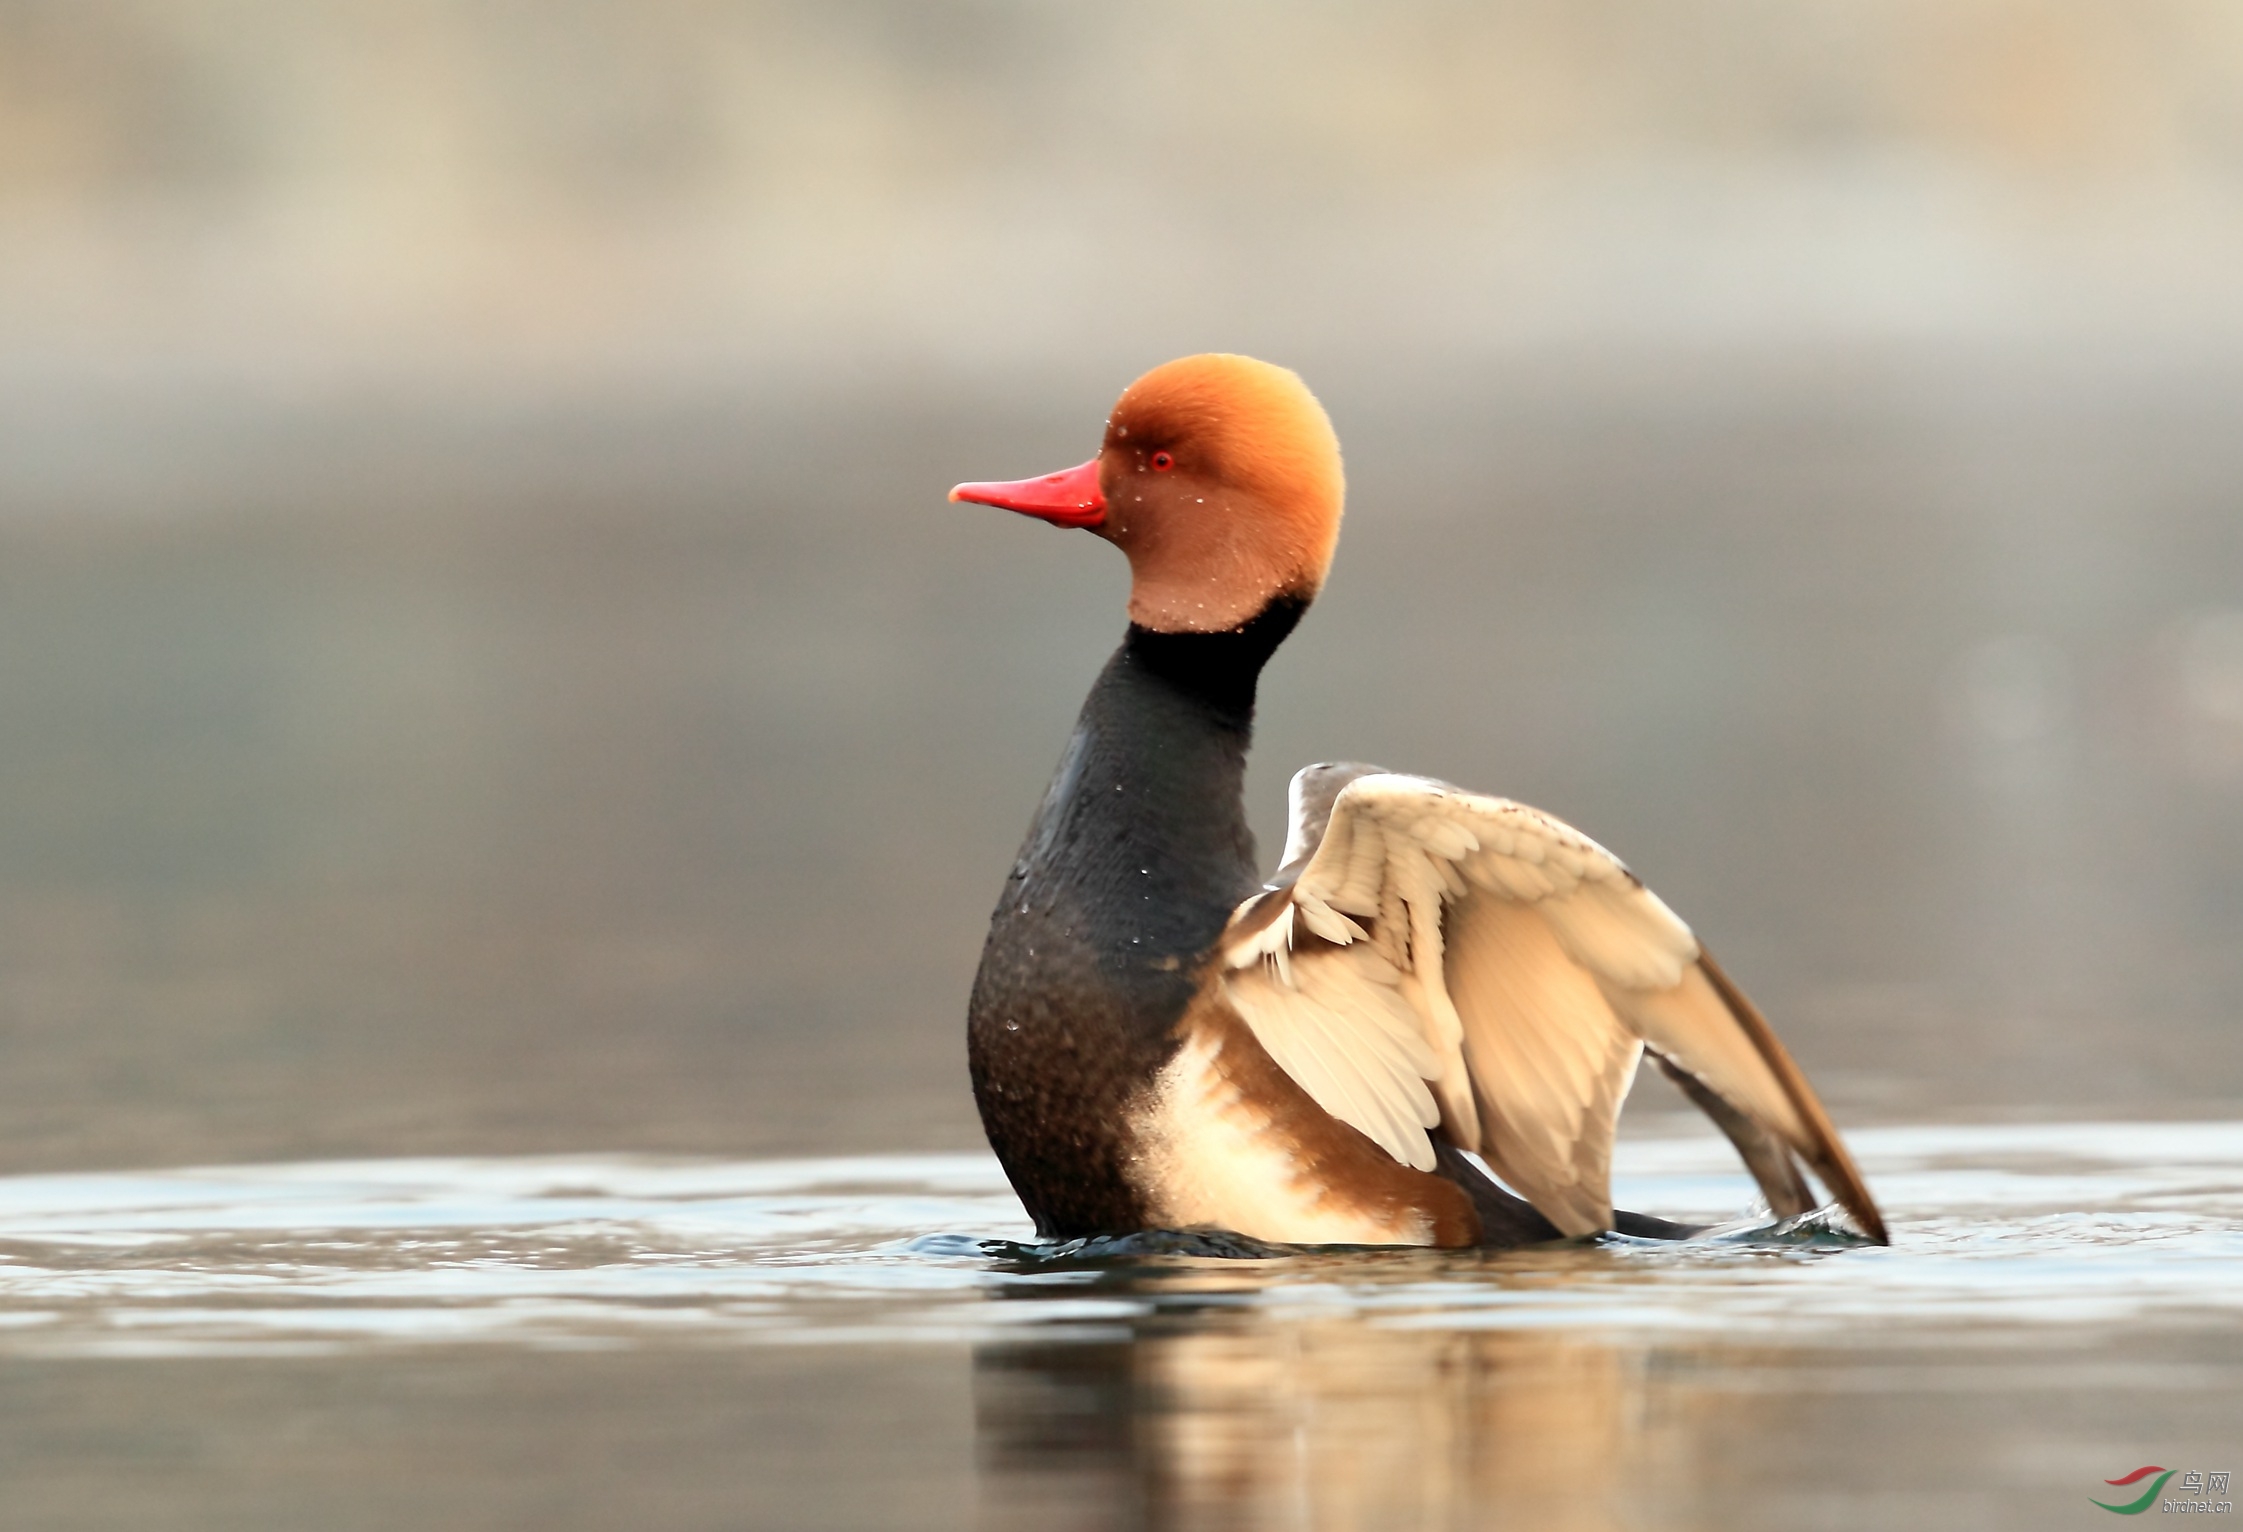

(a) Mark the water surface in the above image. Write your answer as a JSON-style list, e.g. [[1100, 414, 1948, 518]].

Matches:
[[0, 1121, 2233, 1529]]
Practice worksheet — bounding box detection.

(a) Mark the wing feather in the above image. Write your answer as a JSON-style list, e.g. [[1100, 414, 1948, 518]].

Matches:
[[1227, 948, 1441, 1170], [1446, 897, 1641, 1233], [1219, 764, 1888, 1243]]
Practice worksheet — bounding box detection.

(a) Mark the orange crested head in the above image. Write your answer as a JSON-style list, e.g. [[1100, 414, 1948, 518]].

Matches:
[[952, 353, 1346, 634]]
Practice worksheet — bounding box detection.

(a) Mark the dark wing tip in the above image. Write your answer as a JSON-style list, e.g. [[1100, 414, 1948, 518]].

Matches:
[[1696, 951, 1890, 1245]]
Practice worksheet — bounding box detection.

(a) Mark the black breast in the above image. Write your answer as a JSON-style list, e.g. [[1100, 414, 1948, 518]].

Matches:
[[966, 601, 1301, 1237]]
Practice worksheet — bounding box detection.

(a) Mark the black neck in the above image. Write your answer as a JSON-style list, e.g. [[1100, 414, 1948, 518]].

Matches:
[[1011, 597, 1304, 966], [1116, 597, 1305, 722]]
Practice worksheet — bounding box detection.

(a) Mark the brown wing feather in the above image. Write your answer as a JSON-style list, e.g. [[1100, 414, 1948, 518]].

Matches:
[[1694, 951, 1887, 1243], [1651, 1053, 1816, 1218]]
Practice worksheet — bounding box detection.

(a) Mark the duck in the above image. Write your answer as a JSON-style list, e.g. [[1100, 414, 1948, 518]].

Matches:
[[949, 353, 1887, 1249]]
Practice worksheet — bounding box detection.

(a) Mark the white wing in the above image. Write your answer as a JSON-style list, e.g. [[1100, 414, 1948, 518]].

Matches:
[[1220, 764, 1885, 1241]]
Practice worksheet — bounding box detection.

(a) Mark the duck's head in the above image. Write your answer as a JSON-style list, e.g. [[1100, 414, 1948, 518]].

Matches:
[[951, 353, 1345, 634]]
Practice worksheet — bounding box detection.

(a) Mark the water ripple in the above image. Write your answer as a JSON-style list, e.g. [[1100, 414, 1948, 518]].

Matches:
[[0, 1123, 2234, 1357]]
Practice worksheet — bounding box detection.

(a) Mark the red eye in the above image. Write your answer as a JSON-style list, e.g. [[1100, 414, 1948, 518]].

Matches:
[[1150, 450, 1174, 471]]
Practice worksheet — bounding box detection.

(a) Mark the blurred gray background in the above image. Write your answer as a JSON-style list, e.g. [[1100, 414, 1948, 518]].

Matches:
[[4, 0, 2241, 1174]]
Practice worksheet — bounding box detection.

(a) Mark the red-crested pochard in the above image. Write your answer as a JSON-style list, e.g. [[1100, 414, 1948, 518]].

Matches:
[[950, 354, 1886, 1249]]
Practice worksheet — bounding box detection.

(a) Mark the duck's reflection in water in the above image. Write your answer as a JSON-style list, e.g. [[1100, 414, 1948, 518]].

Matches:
[[972, 1261, 1668, 1531]]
